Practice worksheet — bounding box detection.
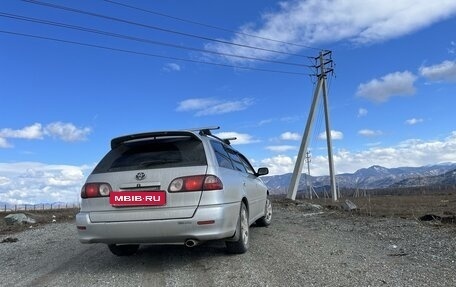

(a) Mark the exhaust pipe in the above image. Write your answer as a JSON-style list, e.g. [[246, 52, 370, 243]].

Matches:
[[184, 239, 199, 248]]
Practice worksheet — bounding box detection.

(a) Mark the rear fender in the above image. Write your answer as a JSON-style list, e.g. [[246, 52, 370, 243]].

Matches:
[[225, 199, 247, 242]]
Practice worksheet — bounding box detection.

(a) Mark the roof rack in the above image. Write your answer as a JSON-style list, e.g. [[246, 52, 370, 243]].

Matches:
[[186, 126, 220, 135], [219, 136, 237, 145], [190, 127, 236, 145]]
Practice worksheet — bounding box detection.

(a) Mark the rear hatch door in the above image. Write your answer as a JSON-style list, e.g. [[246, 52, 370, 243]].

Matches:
[[82, 132, 208, 222]]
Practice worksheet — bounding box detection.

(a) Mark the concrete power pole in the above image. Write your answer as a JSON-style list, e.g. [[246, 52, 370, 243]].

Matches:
[[305, 151, 312, 199], [286, 51, 338, 201]]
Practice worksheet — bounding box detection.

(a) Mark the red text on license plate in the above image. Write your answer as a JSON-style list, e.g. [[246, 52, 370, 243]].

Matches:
[[109, 191, 166, 206]]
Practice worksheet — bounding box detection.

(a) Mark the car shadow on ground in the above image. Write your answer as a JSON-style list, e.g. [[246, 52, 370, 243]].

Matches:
[[136, 240, 229, 258]]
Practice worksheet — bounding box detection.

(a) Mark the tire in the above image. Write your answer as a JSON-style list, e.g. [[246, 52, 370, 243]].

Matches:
[[108, 244, 140, 256], [256, 197, 272, 227], [226, 202, 249, 254]]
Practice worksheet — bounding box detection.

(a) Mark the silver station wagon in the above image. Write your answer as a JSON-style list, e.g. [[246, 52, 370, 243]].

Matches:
[[76, 127, 272, 256]]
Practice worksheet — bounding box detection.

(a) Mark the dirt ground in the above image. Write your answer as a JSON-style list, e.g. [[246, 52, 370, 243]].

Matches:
[[2, 193, 456, 236], [0, 208, 79, 236], [308, 192, 456, 220], [1, 196, 455, 287]]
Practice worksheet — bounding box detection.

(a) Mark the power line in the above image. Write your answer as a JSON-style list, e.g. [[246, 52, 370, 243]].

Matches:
[[102, 0, 323, 51], [0, 30, 310, 76], [21, 0, 313, 59], [0, 12, 311, 68]]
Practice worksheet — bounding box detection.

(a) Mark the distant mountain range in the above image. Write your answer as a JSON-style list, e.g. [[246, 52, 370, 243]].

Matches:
[[263, 163, 456, 195]]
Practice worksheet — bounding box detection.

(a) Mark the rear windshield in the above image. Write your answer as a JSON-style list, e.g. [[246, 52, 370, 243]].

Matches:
[[92, 136, 207, 173]]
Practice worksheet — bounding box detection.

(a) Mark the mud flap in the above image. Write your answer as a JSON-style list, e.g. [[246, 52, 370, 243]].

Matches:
[[225, 204, 241, 242]]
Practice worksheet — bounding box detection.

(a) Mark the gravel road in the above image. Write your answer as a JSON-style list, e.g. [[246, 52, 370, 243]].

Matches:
[[1, 202, 455, 287]]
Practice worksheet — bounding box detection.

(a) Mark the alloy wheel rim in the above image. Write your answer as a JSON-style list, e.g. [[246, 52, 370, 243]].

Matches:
[[241, 207, 249, 245], [265, 199, 272, 222]]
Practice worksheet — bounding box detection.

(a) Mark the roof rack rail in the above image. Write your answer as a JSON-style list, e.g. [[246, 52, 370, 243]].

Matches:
[[187, 126, 236, 145], [220, 137, 237, 145], [203, 130, 237, 145], [185, 126, 220, 135]]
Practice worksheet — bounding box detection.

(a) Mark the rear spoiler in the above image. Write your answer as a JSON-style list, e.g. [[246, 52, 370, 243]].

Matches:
[[110, 131, 199, 149]]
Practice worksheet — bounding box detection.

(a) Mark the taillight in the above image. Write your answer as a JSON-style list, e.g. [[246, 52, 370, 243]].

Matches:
[[168, 175, 223, 192], [81, 183, 112, 198], [203, 175, 223, 190]]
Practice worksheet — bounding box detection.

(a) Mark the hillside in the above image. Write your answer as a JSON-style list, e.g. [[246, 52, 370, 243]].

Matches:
[[263, 163, 456, 195]]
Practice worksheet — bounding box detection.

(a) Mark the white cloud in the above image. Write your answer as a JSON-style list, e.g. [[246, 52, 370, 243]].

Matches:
[[176, 98, 218, 111], [197, 98, 253, 116], [405, 118, 424, 125], [214, 132, 258, 145], [257, 119, 273, 126], [260, 155, 295, 175], [0, 123, 43, 139], [266, 145, 297, 152], [0, 122, 91, 147], [0, 176, 10, 185], [259, 131, 456, 176], [350, 1, 456, 44], [280, 132, 301, 141], [163, 63, 181, 72], [44, 122, 91, 142], [358, 129, 383, 137], [176, 97, 253, 116], [0, 162, 93, 204], [419, 60, 456, 83], [366, 142, 382, 147], [318, 130, 343, 140], [280, 116, 302, 123], [0, 138, 12, 148], [356, 71, 417, 103], [357, 108, 368, 117], [448, 41, 455, 54], [204, 0, 456, 64]]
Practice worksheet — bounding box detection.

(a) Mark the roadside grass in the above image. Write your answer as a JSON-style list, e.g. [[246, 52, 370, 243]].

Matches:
[[311, 193, 456, 219], [0, 208, 79, 236], [272, 191, 456, 225]]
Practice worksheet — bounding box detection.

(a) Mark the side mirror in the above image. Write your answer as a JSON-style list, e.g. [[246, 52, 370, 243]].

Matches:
[[256, 167, 269, 176]]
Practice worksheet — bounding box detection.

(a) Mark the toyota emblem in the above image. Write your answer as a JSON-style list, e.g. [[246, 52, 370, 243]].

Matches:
[[135, 172, 146, 181]]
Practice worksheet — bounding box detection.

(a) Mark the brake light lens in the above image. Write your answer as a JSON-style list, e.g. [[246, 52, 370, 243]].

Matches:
[[81, 183, 112, 198], [168, 175, 223, 192], [185, 176, 203, 191]]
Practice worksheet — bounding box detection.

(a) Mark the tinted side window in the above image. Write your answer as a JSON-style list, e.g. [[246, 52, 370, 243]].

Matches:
[[238, 153, 255, 175], [226, 149, 246, 173], [93, 136, 206, 173], [210, 141, 234, 169]]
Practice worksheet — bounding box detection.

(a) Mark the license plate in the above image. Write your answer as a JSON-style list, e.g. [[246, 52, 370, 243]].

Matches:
[[109, 191, 166, 207]]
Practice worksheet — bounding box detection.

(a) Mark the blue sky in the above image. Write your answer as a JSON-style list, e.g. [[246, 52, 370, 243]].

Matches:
[[1, 0, 456, 204]]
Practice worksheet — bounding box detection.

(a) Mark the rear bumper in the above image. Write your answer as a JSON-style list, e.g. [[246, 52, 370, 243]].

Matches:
[[76, 202, 240, 245]]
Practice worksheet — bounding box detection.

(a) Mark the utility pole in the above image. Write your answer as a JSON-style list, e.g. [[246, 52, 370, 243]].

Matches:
[[321, 52, 338, 202], [305, 151, 312, 199], [287, 50, 338, 201]]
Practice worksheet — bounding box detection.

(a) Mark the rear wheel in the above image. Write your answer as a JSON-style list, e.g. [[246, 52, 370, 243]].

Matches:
[[256, 197, 272, 227], [226, 202, 249, 254], [108, 244, 139, 256]]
